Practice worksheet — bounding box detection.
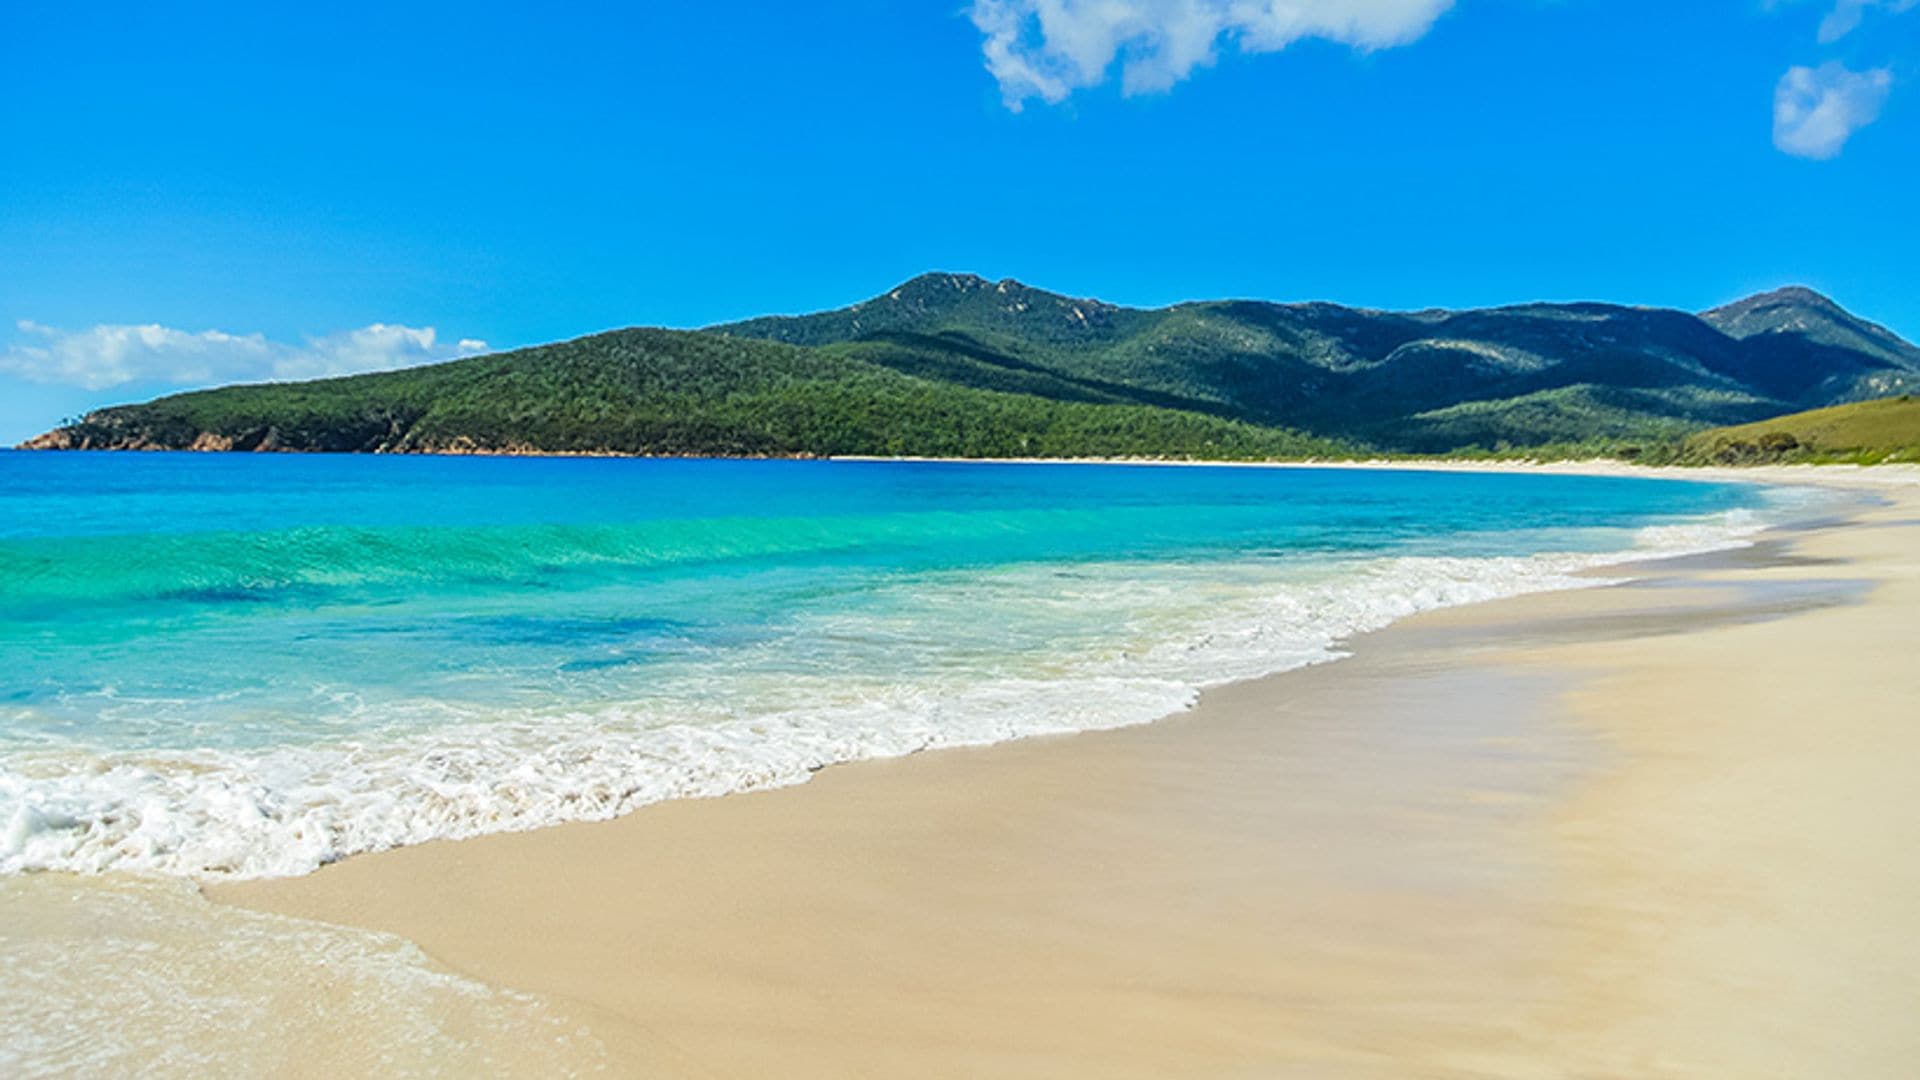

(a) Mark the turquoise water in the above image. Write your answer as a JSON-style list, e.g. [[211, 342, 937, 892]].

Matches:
[[0, 453, 1787, 877]]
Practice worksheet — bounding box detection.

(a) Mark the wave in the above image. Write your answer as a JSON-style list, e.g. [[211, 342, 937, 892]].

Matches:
[[0, 508, 1768, 879]]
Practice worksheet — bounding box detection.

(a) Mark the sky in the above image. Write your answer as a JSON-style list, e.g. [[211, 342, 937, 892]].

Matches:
[[1, 0, 1915, 442]]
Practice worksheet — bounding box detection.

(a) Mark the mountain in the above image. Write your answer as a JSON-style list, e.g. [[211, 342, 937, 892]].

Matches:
[[1680, 394, 1920, 465], [714, 274, 1920, 452], [23, 274, 1920, 459], [1697, 286, 1920, 406], [1701, 286, 1920, 367]]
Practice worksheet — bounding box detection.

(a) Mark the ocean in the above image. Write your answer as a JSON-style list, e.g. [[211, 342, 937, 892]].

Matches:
[[0, 452, 1802, 880]]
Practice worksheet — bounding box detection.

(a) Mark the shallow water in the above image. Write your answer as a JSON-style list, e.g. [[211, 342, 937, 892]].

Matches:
[[0, 873, 608, 1077], [0, 454, 1807, 878]]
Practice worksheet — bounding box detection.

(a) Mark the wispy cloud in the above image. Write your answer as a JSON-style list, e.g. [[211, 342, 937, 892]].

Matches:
[[970, 0, 1453, 109], [1817, 0, 1917, 44], [1773, 62, 1893, 159], [1768, 0, 1912, 158], [0, 321, 489, 391]]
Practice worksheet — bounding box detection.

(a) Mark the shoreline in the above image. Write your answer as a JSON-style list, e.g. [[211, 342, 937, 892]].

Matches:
[[14, 440, 1908, 497], [210, 464, 1920, 1075], [5, 442, 1876, 480]]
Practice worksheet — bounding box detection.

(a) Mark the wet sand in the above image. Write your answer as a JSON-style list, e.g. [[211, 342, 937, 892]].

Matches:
[[217, 468, 1920, 1077]]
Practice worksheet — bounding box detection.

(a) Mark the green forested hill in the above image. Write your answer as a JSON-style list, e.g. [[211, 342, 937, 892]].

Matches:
[[23, 326, 1346, 460], [24, 273, 1920, 459]]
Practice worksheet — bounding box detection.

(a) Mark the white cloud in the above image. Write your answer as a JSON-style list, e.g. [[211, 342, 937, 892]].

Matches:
[[1818, 0, 1917, 44], [0, 320, 489, 391], [970, 0, 1453, 109], [1773, 62, 1893, 159]]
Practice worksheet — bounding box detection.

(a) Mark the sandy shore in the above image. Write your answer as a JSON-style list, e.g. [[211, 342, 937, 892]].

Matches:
[[216, 466, 1920, 1077]]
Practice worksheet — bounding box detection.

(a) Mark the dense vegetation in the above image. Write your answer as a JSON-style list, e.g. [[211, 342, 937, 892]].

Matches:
[[27, 328, 1347, 460], [1677, 395, 1920, 465], [24, 273, 1920, 461]]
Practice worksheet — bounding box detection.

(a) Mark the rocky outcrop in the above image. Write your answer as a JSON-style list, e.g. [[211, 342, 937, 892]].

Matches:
[[17, 411, 203, 452], [15, 418, 182, 451], [18, 428, 82, 450], [187, 431, 237, 452], [17, 412, 400, 453]]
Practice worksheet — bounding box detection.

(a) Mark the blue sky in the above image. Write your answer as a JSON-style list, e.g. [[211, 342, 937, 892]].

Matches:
[[2, 0, 1914, 442]]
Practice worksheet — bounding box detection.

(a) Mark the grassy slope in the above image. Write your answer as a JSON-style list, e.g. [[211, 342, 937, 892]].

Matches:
[[1680, 395, 1920, 465]]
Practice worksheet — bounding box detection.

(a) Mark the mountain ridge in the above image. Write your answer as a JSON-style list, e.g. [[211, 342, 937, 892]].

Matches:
[[24, 274, 1920, 459], [711, 274, 1920, 450]]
